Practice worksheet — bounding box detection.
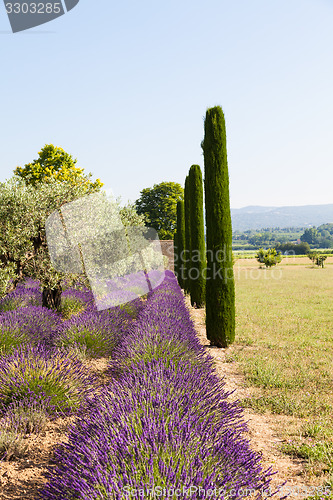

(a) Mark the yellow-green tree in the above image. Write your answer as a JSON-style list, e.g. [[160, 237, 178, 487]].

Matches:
[[14, 144, 103, 191]]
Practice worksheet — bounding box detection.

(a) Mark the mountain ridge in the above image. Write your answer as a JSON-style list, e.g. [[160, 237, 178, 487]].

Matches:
[[231, 204, 333, 231]]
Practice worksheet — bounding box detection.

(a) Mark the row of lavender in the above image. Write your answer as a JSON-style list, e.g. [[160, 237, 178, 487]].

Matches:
[[41, 271, 279, 499], [0, 278, 141, 458]]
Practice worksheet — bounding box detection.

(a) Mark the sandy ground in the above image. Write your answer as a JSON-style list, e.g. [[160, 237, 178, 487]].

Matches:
[[0, 416, 73, 499]]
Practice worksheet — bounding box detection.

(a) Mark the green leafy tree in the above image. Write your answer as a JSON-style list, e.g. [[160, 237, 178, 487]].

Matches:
[[175, 200, 185, 289], [307, 251, 318, 264], [202, 106, 235, 348], [184, 175, 191, 294], [318, 223, 333, 236], [300, 227, 319, 245], [316, 254, 327, 268], [307, 252, 327, 268], [256, 248, 282, 268], [275, 242, 310, 255], [135, 182, 184, 240], [188, 165, 205, 308], [14, 144, 103, 191]]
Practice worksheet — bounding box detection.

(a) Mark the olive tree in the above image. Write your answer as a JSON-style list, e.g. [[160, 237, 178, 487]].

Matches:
[[0, 175, 104, 309], [0, 176, 147, 310]]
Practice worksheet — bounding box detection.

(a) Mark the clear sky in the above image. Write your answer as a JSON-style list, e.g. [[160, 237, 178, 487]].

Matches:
[[1, 0, 333, 208]]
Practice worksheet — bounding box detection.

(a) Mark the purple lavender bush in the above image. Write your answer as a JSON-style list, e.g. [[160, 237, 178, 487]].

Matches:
[[40, 272, 281, 499], [109, 271, 212, 376], [17, 278, 40, 289], [0, 283, 42, 312], [60, 285, 144, 321], [0, 306, 62, 354], [0, 393, 49, 435], [56, 307, 132, 358], [0, 393, 51, 460], [0, 344, 97, 416], [60, 287, 96, 319], [40, 358, 277, 499]]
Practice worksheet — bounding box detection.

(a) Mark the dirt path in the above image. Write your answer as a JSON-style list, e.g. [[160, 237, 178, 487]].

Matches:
[[187, 299, 324, 499]]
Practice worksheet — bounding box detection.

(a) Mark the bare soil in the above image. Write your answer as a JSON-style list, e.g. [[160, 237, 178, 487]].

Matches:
[[0, 416, 73, 499]]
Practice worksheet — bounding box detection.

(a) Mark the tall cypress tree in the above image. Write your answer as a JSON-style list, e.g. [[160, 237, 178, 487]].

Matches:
[[188, 165, 205, 308], [176, 200, 185, 289], [184, 175, 191, 294], [202, 106, 235, 347], [173, 229, 178, 280]]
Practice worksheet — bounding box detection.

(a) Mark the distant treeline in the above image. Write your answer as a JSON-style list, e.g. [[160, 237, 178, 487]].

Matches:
[[233, 223, 333, 250], [275, 242, 310, 255]]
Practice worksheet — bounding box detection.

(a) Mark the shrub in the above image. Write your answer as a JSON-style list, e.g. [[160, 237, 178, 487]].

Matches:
[[0, 428, 27, 461], [0, 306, 61, 354], [0, 344, 97, 416], [108, 272, 211, 376], [308, 252, 328, 268], [41, 361, 275, 499], [256, 248, 282, 268], [0, 285, 42, 312], [56, 307, 130, 358], [1, 395, 49, 435], [40, 273, 279, 498]]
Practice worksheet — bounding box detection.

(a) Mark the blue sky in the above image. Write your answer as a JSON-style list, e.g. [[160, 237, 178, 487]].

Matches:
[[1, 0, 333, 208]]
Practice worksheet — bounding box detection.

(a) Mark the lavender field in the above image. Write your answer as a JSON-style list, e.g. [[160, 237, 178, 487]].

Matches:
[[0, 272, 280, 499]]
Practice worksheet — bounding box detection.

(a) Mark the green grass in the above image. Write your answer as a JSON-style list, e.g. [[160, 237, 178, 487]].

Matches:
[[232, 257, 333, 493]]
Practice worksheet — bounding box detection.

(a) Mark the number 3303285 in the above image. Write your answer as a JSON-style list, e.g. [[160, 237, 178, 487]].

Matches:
[[5, 3, 62, 14]]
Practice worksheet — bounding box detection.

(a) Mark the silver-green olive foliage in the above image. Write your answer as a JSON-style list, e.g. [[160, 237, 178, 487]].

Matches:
[[0, 176, 100, 297], [0, 176, 145, 299]]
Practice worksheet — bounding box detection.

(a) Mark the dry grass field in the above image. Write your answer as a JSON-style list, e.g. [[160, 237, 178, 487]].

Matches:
[[230, 256, 333, 497]]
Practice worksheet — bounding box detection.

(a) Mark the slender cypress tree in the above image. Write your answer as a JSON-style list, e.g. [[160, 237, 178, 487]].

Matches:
[[173, 229, 178, 279], [202, 106, 235, 347], [188, 165, 205, 308], [184, 175, 191, 294], [176, 200, 185, 289]]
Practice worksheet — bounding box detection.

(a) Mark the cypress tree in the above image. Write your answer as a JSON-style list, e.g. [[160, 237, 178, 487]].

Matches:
[[202, 106, 235, 347], [176, 200, 185, 289], [173, 229, 178, 280], [184, 175, 191, 294], [188, 165, 205, 308]]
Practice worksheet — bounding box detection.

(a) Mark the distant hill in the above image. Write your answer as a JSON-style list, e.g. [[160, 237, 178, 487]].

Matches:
[[231, 204, 333, 231]]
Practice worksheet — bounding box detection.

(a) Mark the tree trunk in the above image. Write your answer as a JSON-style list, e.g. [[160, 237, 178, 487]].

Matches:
[[42, 285, 62, 311]]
